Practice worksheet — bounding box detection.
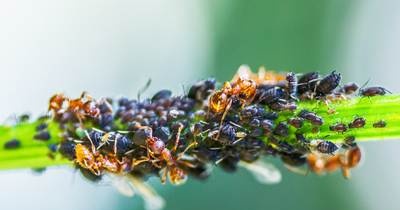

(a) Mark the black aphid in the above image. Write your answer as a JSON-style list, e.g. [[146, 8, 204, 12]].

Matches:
[[151, 89, 172, 102], [348, 117, 366, 128], [329, 123, 348, 133], [4, 139, 21, 149], [315, 140, 339, 154], [274, 122, 289, 137], [298, 72, 319, 94], [360, 86, 391, 97], [298, 110, 323, 126], [373, 120, 387, 128], [288, 117, 304, 129], [339, 82, 359, 95], [316, 71, 341, 96], [286, 72, 298, 101], [188, 78, 216, 102], [34, 131, 51, 141]]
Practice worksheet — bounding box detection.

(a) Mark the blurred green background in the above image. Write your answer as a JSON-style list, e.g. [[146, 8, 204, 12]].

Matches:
[[0, 1, 399, 210]]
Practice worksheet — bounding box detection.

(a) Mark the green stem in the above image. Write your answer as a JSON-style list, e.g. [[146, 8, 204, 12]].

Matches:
[[0, 95, 399, 170]]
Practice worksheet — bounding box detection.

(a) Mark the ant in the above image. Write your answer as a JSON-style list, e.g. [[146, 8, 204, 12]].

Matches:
[[132, 126, 197, 185], [49, 92, 101, 123], [209, 76, 257, 138], [75, 131, 131, 176]]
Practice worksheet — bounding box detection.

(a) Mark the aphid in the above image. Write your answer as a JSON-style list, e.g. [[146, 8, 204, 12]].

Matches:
[[269, 101, 297, 111], [256, 86, 286, 105], [298, 72, 319, 94], [329, 123, 348, 133], [360, 86, 391, 96], [286, 72, 298, 101], [373, 120, 387, 128], [274, 122, 289, 137], [34, 130, 51, 141], [298, 110, 323, 126], [35, 123, 48, 131], [288, 117, 304, 129], [133, 126, 153, 145], [261, 119, 274, 134], [188, 78, 216, 102], [3, 139, 21, 149], [154, 126, 171, 143], [343, 136, 356, 148], [219, 124, 237, 143], [295, 133, 309, 144], [312, 140, 339, 154], [48, 143, 58, 153], [59, 141, 76, 160], [18, 114, 30, 123], [316, 71, 341, 96], [348, 117, 366, 128], [339, 82, 359, 95], [151, 89, 172, 102]]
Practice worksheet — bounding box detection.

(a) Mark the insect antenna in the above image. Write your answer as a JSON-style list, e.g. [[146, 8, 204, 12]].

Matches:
[[137, 78, 152, 101]]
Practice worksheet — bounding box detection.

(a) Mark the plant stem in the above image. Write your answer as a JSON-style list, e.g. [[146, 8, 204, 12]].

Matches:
[[0, 95, 399, 170]]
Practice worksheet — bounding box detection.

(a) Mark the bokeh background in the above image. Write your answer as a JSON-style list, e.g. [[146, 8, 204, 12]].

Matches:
[[0, 1, 399, 210]]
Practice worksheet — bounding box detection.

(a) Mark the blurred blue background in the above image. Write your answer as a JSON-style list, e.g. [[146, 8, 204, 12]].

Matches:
[[0, 1, 399, 210]]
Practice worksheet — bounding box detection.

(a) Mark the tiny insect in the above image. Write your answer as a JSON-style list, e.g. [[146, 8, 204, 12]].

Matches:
[[316, 71, 341, 96], [255, 86, 286, 105], [298, 72, 320, 94], [59, 141, 76, 160], [49, 93, 67, 112], [261, 119, 274, 134], [288, 117, 304, 129], [75, 143, 102, 175], [188, 78, 216, 102], [152, 89, 172, 102], [373, 120, 387, 128], [286, 72, 298, 101], [339, 82, 359, 95], [269, 101, 297, 111], [298, 110, 323, 126], [340, 146, 362, 179], [68, 92, 101, 121], [273, 122, 289, 137], [35, 123, 48, 131], [34, 130, 51, 141], [311, 140, 339, 155], [359, 86, 391, 97], [3, 139, 21, 149], [295, 133, 309, 144], [329, 123, 348, 133], [343, 136, 357, 148], [348, 117, 366, 128]]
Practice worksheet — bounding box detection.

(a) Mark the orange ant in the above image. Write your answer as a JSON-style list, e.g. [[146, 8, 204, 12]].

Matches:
[[49, 93, 68, 114], [307, 145, 361, 179], [133, 125, 197, 185], [209, 76, 257, 139], [75, 131, 131, 176], [49, 92, 101, 123]]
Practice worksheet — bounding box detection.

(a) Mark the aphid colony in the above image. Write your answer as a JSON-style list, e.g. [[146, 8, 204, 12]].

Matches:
[[37, 66, 390, 186]]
